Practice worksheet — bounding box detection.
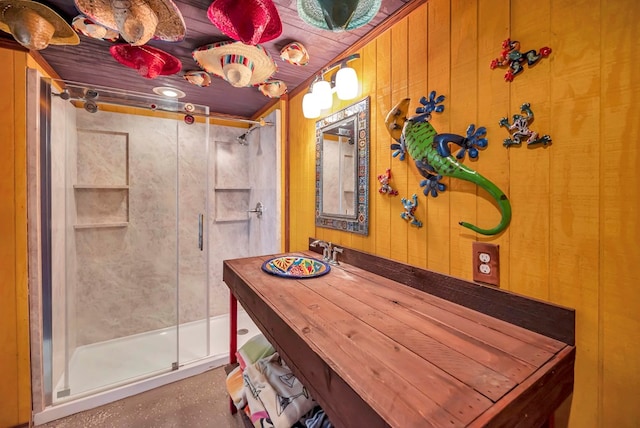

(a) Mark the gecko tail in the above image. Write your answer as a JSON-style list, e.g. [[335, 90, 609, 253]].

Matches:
[[459, 221, 504, 236], [458, 195, 512, 236]]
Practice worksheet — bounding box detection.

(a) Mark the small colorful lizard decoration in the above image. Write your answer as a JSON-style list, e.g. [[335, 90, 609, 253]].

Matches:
[[490, 38, 552, 82], [385, 91, 511, 236], [400, 194, 422, 227], [500, 103, 551, 148], [377, 168, 399, 196]]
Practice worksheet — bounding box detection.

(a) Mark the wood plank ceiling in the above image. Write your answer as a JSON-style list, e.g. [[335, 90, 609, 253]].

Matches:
[[15, 0, 412, 119]]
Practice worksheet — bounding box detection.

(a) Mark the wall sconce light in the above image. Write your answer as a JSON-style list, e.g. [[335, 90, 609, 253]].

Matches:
[[302, 54, 360, 119]]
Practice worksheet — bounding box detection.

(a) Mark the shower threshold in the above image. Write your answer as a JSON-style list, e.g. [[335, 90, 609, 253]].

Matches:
[[34, 311, 259, 426]]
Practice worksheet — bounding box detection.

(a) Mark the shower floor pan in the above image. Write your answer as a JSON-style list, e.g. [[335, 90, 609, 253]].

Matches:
[[35, 311, 260, 425]]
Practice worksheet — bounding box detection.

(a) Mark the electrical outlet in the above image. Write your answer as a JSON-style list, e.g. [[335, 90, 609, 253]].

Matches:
[[472, 242, 500, 286]]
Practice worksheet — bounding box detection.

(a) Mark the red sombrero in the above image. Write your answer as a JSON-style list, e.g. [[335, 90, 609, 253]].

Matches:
[[207, 0, 282, 45], [110, 44, 182, 79]]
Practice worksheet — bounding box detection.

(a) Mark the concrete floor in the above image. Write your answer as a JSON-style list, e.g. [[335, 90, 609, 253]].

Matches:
[[38, 366, 244, 428]]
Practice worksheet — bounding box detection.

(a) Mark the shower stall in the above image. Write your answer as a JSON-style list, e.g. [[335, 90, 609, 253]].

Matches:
[[29, 73, 281, 424]]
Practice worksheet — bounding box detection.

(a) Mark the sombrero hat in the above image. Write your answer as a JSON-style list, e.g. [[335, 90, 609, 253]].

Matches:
[[258, 80, 287, 98], [207, 0, 282, 45], [297, 0, 381, 31], [183, 70, 211, 87], [110, 44, 182, 79], [192, 41, 276, 88], [279, 41, 309, 66], [0, 0, 79, 50], [72, 15, 119, 41], [74, 0, 185, 46]]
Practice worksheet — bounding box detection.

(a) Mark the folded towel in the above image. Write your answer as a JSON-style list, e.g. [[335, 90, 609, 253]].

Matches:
[[237, 334, 276, 370], [243, 353, 316, 428], [245, 381, 275, 428], [303, 408, 333, 428], [225, 365, 246, 410]]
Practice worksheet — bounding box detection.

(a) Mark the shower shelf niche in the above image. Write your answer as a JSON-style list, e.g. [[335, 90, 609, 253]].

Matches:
[[73, 129, 130, 229], [213, 140, 251, 222], [214, 188, 251, 222], [73, 186, 129, 229]]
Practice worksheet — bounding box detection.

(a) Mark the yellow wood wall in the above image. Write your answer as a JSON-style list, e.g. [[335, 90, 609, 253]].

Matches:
[[288, 0, 640, 426], [0, 47, 31, 427]]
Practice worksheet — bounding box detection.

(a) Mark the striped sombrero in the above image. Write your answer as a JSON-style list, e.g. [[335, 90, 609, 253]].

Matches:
[[192, 40, 276, 88]]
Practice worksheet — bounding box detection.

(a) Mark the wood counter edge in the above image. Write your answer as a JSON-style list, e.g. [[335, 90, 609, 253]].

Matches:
[[468, 346, 576, 428]]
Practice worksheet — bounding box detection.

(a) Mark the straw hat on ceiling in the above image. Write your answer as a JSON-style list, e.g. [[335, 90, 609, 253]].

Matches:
[[74, 0, 185, 46], [183, 70, 212, 87], [258, 80, 287, 98], [110, 44, 182, 79], [297, 0, 381, 32], [72, 15, 119, 41], [207, 0, 282, 45], [279, 41, 309, 66], [0, 0, 79, 50], [192, 41, 277, 88]]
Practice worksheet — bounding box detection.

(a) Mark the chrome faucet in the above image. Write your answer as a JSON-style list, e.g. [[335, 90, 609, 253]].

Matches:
[[330, 246, 343, 265], [310, 240, 332, 261]]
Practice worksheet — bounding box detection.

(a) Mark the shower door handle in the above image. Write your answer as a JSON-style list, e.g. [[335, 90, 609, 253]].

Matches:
[[198, 214, 203, 251]]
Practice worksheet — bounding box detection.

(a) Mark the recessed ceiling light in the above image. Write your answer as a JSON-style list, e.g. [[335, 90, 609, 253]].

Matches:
[[153, 86, 186, 98]]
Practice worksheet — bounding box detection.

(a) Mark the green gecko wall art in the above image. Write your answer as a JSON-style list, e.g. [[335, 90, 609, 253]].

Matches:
[[385, 91, 511, 236]]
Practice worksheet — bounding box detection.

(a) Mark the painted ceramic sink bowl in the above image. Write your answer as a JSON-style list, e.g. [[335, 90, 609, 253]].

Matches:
[[261, 256, 331, 278]]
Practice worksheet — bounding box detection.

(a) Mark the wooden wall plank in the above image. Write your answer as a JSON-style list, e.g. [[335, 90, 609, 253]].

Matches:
[[477, 0, 510, 288], [0, 47, 20, 428], [14, 51, 30, 425], [353, 43, 378, 254], [289, 92, 316, 251], [548, 1, 602, 426], [407, 4, 429, 269], [600, 0, 640, 425], [426, 0, 452, 274], [0, 47, 30, 427], [507, 0, 551, 301], [389, 19, 410, 264], [448, 0, 479, 280], [374, 30, 393, 258]]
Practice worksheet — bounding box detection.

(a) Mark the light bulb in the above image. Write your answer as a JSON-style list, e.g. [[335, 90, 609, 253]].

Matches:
[[312, 80, 333, 110], [152, 86, 186, 98], [302, 92, 321, 119], [335, 66, 358, 100]]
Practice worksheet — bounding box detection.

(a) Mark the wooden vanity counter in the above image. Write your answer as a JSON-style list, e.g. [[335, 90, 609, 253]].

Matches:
[[223, 245, 575, 428]]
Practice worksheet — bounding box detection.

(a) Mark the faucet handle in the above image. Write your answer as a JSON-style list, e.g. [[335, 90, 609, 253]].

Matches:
[[310, 240, 332, 261], [322, 242, 333, 261], [330, 246, 343, 265]]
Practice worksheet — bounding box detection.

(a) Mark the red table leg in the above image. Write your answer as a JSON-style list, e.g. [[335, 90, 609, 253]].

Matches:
[[541, 414, 555, 428], [230, 292, 238, 364], [229, 292, 238, 414]]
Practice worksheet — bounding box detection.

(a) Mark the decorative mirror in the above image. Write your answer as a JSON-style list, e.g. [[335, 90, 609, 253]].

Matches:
[[315, 97, 369, 235]]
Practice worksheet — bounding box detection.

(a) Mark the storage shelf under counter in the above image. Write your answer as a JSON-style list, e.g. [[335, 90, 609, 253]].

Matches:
[[223, 242, 575, 428]]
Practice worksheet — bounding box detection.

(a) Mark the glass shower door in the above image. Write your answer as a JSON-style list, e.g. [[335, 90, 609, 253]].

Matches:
[[51, 89, 202, 401], [177, 113, 211, 366]]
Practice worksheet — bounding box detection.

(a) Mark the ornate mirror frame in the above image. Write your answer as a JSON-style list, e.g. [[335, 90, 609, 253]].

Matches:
[[315, 97, 370, 235]]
